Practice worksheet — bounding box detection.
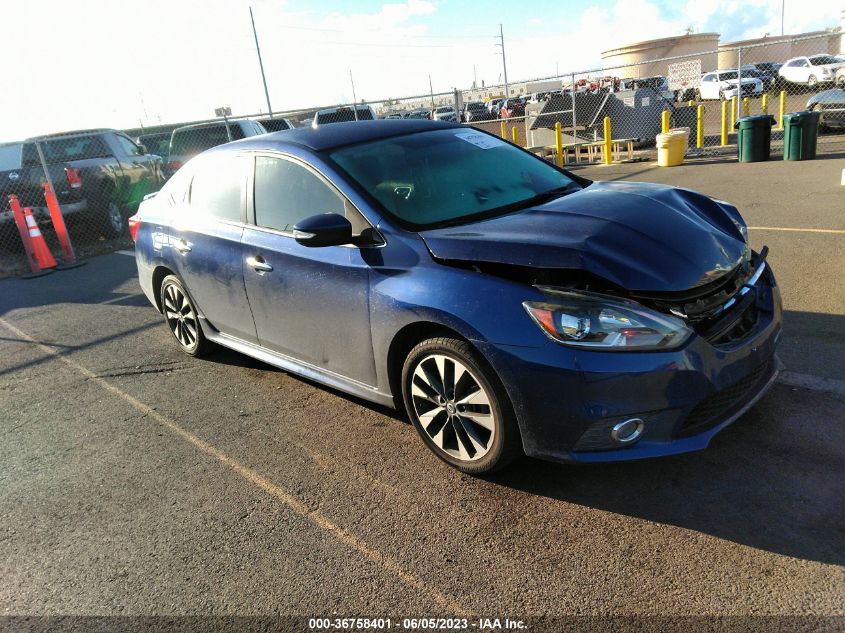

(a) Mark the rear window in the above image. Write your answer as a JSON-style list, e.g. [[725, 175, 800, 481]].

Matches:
[[810, 56, 840, 66], [170, 125, 240, 157], [258, 119, 291, 132], [0, 143, 22, 170], [36, 136, 110, 164], [316, 108, 374, 124]]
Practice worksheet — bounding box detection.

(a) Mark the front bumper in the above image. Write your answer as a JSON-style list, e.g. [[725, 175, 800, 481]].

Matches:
[[476, 266, 783, 463]]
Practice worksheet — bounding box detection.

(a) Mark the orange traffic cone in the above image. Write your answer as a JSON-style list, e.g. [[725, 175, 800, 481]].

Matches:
[[23, 207, 57, 271]]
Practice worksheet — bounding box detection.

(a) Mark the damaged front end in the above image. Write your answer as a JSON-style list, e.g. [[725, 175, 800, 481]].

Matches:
[[437, 245, 773, 350]]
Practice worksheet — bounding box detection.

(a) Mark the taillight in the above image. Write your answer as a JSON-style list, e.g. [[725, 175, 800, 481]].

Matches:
[[166, 160, 182, 173], [65, 167, 82, 189], [127, 214, 141, 242]]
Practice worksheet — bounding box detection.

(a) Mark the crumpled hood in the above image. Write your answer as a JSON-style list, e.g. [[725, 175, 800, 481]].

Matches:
[[419, 181, 748, 293]]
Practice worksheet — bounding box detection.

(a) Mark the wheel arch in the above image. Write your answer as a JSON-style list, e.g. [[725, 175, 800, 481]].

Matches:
[[150, 264, 176, 312], [386, 321, 473, 410]]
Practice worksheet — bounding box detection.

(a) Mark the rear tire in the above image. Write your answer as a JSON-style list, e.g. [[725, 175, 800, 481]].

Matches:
[[401, 337, 522, 475], [807, 75, 818, 89], [97, 200, 127, 239], [160, 275, 212, 357]]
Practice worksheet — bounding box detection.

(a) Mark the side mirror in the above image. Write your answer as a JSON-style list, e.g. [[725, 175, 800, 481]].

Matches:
[[293, 213, 352, 247], [137, 143, 148, 154]]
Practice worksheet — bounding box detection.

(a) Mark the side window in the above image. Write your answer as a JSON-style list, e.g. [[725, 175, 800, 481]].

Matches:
[[703, 74, 713, 82], [115, 135, 141, 156], [229, 124, 245, 141], [189, 154, 246, 223], [254, 156, 345, 233]]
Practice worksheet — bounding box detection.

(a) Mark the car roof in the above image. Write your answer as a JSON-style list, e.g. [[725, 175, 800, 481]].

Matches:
[[171, 120, 252, 133], [25, 128, 118, 141], [217, 120, 458, 153]]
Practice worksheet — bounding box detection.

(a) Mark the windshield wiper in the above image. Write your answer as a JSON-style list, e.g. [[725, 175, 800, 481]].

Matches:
[[513, 183, 581, 210]]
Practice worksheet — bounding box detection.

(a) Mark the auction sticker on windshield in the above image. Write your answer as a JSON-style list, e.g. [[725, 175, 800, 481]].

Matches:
[[454, 131, 506, 150]]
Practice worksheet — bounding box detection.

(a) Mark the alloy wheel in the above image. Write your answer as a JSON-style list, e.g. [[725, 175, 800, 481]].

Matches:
[[163, 283, 198, 350], [410, 353, 496, 462], [108, 202, 124, 233]]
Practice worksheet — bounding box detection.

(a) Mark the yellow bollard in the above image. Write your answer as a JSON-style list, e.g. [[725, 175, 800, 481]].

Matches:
[[777, 90, 786, 129], [688, 100, 693, 107], [761, 93, 768, 114], [742, 97, 749, 117], [729, 96, 736, 130], [661, 109, 670, 134], [500, 121, 507, 139], [603, 116, 612, 165], [696, 104, 704, 148], [511, 126, 519, 145], [720, 100, 728, 146], [554, 122, 563, 168]]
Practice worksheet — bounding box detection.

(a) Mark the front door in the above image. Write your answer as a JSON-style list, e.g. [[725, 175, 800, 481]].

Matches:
[[241, 154, 376, 385]]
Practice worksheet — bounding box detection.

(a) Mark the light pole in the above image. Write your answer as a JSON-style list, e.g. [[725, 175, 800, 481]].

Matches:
[[249, 6, 273, 118], [495, 24, 509, 98], [349, 70, 359, 120], [429, 75, 435, 111]]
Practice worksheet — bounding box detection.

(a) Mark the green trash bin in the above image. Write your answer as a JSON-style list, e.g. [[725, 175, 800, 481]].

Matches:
[[782, 110, 821, 161], [734, 115, 776, 162]]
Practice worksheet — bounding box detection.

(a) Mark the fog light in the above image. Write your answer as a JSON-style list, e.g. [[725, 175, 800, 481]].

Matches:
[[610, 418, 645, 444]]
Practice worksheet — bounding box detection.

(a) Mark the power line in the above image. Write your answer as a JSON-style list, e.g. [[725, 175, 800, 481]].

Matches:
[[272, 23, 490, 39]]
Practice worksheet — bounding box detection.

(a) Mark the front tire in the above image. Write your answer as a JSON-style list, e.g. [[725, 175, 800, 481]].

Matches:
[[807, 75, 818, 89], [160, 275, 211, 357], [401, 337, 522, 474]]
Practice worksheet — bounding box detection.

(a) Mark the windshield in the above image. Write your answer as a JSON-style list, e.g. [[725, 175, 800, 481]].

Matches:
[[330, 128, 578, 229], [0, 143, 22, 170], [719, 71, 739, 80]]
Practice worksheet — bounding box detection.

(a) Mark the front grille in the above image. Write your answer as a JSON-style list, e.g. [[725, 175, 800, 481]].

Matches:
[[741, 84, 755, 95], [676, 360, 772, 437]]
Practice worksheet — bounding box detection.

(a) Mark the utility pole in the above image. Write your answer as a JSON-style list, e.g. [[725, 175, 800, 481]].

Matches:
[[349, 70, 359, 120], [495, 24, 510, 98], [249, 6, 273, 118], [780, 0, 785, 35]]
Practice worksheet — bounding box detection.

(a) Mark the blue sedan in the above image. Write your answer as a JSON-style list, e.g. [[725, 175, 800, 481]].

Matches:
[[131, 120, 782, 474]]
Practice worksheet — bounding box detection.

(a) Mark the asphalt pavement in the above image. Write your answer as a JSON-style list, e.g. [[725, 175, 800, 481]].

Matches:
[[1, 155, 843, 632]]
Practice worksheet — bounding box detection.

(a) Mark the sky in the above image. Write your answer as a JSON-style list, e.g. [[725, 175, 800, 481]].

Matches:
[[1, 0, 841, 140]]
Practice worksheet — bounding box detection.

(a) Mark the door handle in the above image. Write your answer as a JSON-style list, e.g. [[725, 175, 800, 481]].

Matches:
[[246, 256, 273, 272], [175, 239, 192, 253]]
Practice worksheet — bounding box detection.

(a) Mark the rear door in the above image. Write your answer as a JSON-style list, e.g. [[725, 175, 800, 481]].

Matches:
[[241, 153, 377, 385], [168, 152, 258, 344]]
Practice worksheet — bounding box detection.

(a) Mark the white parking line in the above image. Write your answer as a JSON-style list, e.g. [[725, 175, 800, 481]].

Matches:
[[114, 250, 135, 256], [748, 227, 845, 235], [777, 371, 845, 398], [0, 316, 472, 617]]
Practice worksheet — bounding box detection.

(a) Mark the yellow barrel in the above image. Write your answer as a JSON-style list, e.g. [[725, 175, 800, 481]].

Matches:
[[656, 128, 689, 167]]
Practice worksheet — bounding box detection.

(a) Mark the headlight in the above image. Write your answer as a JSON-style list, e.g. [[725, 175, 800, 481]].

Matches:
[[523, 291, 692, 351]]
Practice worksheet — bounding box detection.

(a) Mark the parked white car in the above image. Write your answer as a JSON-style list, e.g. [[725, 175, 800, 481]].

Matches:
[[431, 106, 457, 122], [698, 70, 764, 100], [778, 55, 845, 88]]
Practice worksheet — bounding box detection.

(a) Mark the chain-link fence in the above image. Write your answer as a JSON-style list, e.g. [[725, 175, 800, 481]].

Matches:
[[1, 30, 842, 277]]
